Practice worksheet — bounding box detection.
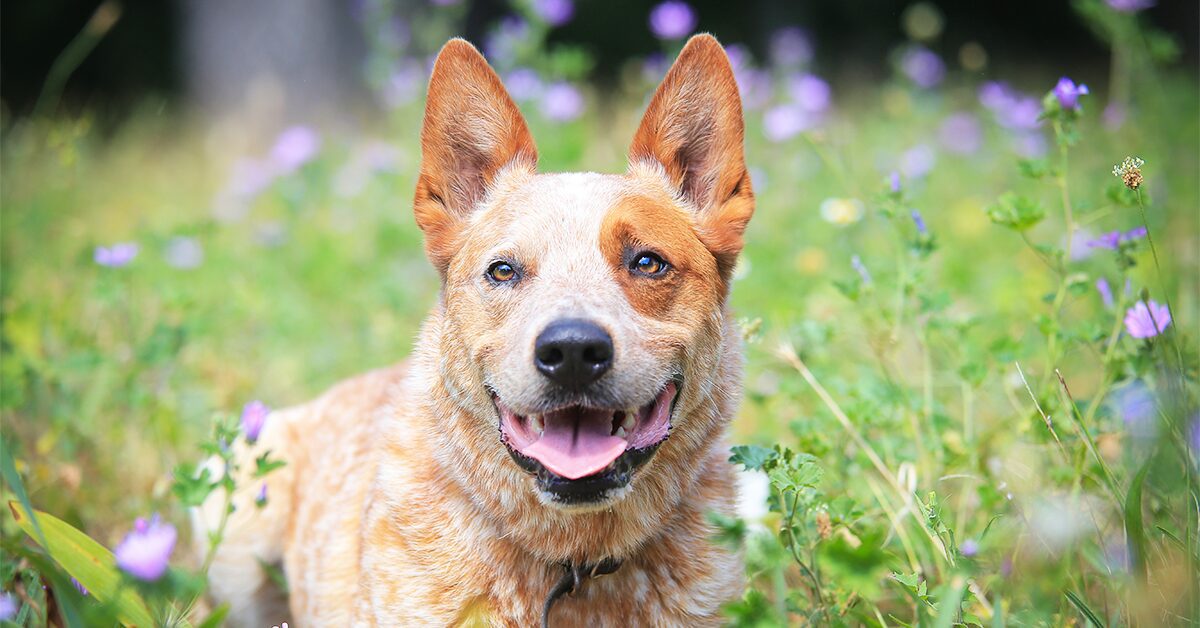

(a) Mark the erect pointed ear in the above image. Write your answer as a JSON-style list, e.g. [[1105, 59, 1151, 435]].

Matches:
[[414, 39, 537, 273], [629, 34, 753, 272]]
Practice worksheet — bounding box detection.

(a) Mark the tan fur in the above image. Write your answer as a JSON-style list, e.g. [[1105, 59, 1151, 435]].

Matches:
[[198, 34, 754, 626]]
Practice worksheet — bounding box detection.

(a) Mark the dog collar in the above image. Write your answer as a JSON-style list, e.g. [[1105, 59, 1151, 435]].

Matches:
[[540, 557, 623, 628]]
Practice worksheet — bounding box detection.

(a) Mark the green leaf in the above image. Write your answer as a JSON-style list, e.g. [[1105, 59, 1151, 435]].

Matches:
[[7, 501, 155, 627], [1016, 158, 1050, 179], [196, 604, 230, 628], [1124, 456, 1152, 580], [985, 193, 1045, 232], [1065, 590, 1106, 627], [254, 450, 288, 478], [932, 577, 968, 628], [729, 445, 777, 471], [172, 464, 216, 508]]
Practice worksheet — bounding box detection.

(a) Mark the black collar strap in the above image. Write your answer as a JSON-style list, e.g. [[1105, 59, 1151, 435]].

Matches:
[[540, 558, 623, 628]]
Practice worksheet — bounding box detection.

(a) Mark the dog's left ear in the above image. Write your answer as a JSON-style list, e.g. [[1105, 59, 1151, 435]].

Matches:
[[630, 34, 753, 272], [415, 39, 538, 274]]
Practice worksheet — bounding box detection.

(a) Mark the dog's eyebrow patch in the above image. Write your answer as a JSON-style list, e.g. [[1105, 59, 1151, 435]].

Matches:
[[599, 195, 721, 319]]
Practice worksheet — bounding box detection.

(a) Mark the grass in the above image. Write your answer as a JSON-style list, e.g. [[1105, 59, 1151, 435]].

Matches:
[[2, 13, 1199, 627]]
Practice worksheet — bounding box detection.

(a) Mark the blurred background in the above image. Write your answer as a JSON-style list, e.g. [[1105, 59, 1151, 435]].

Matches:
[[2, 1, 1199, 625]]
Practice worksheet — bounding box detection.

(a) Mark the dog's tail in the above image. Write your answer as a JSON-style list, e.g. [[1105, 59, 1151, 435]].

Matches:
[[191, 406, 299, 627]]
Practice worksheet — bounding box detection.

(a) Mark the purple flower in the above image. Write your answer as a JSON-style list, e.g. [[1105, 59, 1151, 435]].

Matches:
[[1114, 383, 1156, 442], [979, 82, 1042, 130], [532, 0, 574, 26], [114, 515, 177, 581], [1096, 277, 1114, 309], [505, 68, 544, 101], [1106, 0, 1155, 12], [727, 49, 771, 110], [430, 0, 461, 5], [1190, 417, 1200, 455], [539, 82, 584, 122], [256, 482, 269, 507], [382, 62, 423, 108], [851, 255, 872, 285], [648, 1, 697, 40], [788, 73, 831, 113], [900, 46, 944, 88], [1103, 103, 1127, 130], [242, 400, 270, 443], [1088, 227, 1147, 250], [1013, 133, 1047, 158], [900, 144, 936, 179], [770, 27, 813, 67], [0, 593, 16, 620], [888, 171, 901, 193], [1053, 77, 1089, 111], [94, 242, 139, 268], [938, 112, 983, 155], [165, 236, 204, 270], [762, 105, 812, 142], [270, 126, 321, 173], [1124, 300, 1172, 338], [641, 53, 669, 82], [484, 16, 530, 61], [71, 577, 88, 596], [960, 539, 979, 557], [911, 209, 928, 235]]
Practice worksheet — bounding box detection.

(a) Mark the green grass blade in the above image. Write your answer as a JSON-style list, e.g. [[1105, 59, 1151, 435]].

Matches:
[[0, 437, 47, 549], [1065, 590, 1105, 628], [7, 501, 155, 627], [1124, 457, 1152, 580]]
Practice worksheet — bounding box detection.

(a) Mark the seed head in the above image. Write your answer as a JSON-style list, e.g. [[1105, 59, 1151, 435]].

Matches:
[[1112, 156, 1144, 190]]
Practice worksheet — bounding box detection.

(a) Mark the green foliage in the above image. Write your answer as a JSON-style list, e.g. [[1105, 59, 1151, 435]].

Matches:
[[985, 193, 1046, 232]]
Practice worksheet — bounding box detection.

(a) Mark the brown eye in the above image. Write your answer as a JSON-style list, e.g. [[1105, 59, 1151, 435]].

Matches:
[[487, 261, 518, 283], [630, 252, 668, 276]]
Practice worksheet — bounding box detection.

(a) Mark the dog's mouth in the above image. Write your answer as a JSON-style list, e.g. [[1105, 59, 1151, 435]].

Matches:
[[493, 381, 679, 502]]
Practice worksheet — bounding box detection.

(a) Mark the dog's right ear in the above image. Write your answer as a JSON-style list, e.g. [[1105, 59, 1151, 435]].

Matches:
[[414, 39, 537, 273]]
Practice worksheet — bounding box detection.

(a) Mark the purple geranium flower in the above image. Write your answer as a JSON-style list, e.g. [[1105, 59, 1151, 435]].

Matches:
[[532, 0, 574, 26], [94, 242, 139, 268], [888, 171, 901, 193], [770, 27, 813, 67], [900, 144, 936, 179], [270, 126, 321, 173], [979, 82, 1043, 130], [1124, 300, 1172, 338], [648, 1, 697, 40], [1096, 277, 1114, 309], [938, 112, 983, 155], [911, 209, 928, 235], [484, 16, 530, 61], [382, 62, 423, 108], [256, 482, 269, 506], [851, 255, 872, 285], [960, 539, 979, 557], [1053, 77, 1089, 111], [505, 68, 544, 101], [900, 46, 944, 88], [539, 82, 584, 122], [762, 105, 812, 142], [788, 73, 831, 113], [1114, 382, 1157, 442], [242, 400, 270, 443], [1106, 0, 1155, 11], [114, 515, 177, 581], [0, 593, 16, 620], [165, 236, 204, 270], [1088, 227, 1147, 250]]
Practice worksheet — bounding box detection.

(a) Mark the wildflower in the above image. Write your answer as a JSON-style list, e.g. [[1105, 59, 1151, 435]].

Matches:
[[0, 593, 16, 621], [539, 83, 584, 122], [1106, 0, 1155, 11], [648, 1, 697, 40], [1103, 103, 1127, 130], [1087, 226, 1147, 250], [851, 255, 872, 284], [72, 577, 89, 596], [256, 482, 269, 507], [1114, 382, 1156, 442], [430, 0, 461, 5], [938, 112, 982, 155], [1123, 300, 1171, 338], [888, 171, 901, 193], [165, 236, 204, 270], [382, 62, 423, 108], [1096, 277, 1114, 309], [821, 198, 865, 226], [1112, 156, 1145, 190], [1013, 133, 1047, 158], [270, 126, 321, 174], [769, 27, 813, 67], [94, 242, 139, 268], [1052, 77, 1089, 111], [979, 82, 1041, 130], [788, 73, 831, 113], [484, 16, 530, 60], [114, 515, 177, 581], [899, 46, 944, 88], [910, 209, 928, 235], [763, 104, 811, 142], [532, 0, 574, 26], [900, 144, 936, 179], [242, 400, 270, 443], [505, 68, 544, 101], [960, 539, 979, 557]]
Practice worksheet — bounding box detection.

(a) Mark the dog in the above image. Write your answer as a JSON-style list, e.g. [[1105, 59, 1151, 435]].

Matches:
[[196, 33, 756, 626]]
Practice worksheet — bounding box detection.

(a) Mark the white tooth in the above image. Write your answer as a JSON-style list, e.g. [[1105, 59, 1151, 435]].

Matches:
[[530, 415, 543, 435], [621, 412, 636, 431], [614, 426, 627, 439]]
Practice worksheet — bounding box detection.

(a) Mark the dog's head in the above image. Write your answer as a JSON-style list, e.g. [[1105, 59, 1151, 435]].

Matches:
[[414, 35, 752, 511]]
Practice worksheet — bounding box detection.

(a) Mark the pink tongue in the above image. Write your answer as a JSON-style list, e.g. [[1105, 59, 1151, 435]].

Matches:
[[519, 408, 626, 480]]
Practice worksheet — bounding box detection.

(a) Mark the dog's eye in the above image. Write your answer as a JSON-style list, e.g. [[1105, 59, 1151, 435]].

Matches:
[[487, 261, 518, 283], [630, 252, 668, 276]]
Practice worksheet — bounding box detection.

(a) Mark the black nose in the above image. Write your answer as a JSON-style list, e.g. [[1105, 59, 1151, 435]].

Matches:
[[534, 319, 614, 389]]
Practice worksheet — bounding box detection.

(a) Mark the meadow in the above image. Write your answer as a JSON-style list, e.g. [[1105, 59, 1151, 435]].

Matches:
[[2, 1, 1198, 625]]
